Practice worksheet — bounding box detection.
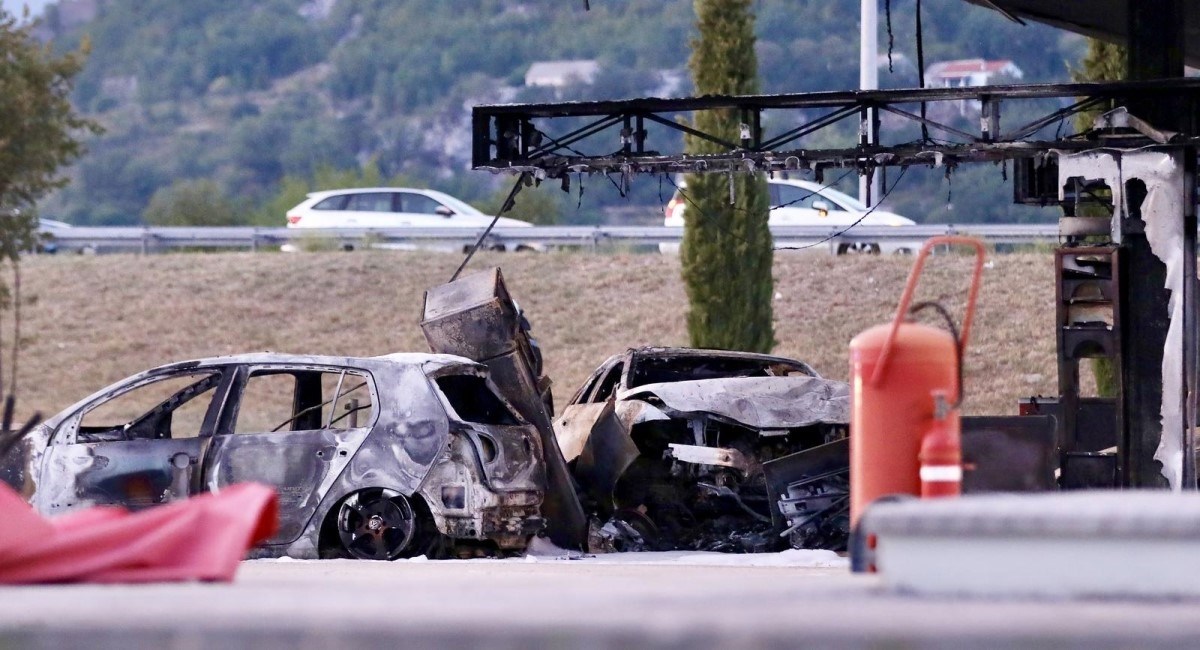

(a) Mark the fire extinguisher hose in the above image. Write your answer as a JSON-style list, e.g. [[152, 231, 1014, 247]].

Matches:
[[908, 300, 964, 409], [870, 236, 986, 390]]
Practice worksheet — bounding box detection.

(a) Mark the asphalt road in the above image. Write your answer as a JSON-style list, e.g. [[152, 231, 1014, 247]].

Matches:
[[3, 554, 1200, 649]]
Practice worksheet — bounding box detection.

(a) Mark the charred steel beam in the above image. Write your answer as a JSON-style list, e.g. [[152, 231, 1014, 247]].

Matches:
[[1183, 155, 1198, 488], [474, 140, 1200, 183], [758, 104, 860, 151], [875, 103, 983, 143], [1128, 0, 1187, 88], [477, 79, 1200, 118], [473, 79, 1200, 174], [1118, 178, 1172, 488], [1119, 0, 1191, 490], [1000, 96, 1108, 142]]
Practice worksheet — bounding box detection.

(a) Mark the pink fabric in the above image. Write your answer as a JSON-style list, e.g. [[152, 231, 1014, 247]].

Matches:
[[0, 482, 277, 584]]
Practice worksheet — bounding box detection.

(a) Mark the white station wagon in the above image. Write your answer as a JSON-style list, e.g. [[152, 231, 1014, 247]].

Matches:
[[285, 187, 534, 251], [662, 178, 917, 255]]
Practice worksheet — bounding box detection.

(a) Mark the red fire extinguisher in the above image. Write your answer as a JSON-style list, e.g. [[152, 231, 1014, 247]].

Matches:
[[848, 236, 985, 527], [919, 389, 962, 498]]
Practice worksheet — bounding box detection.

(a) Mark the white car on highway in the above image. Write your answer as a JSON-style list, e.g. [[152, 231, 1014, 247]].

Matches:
[[285, 187, 533, 251], [662, 178, 917, 254]]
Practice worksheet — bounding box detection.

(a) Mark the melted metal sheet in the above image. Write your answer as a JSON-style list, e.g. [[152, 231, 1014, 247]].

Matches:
[[620, 376, 850, 430]]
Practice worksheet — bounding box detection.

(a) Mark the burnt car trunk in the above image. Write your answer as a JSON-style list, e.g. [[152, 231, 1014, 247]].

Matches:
[[421, 267, 587, 550]]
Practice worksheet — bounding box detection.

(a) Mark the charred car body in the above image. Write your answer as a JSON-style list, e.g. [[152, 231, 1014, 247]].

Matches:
[[0, 352, 545, 560], [554, 347, 851, 553]]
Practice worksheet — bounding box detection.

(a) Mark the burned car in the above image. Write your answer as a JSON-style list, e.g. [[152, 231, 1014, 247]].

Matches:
[[554, 347, 850, 553], [0, 353, 545, 560]]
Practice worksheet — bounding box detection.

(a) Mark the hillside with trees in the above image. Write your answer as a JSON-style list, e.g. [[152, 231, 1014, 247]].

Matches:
[[34, 0, 1084, 226]]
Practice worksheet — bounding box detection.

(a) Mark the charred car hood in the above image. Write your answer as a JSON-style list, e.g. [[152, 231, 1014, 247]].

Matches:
[[619, 376, 849, 429]]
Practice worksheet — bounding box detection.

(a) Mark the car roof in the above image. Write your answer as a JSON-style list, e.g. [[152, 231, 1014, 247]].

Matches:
[[40, 352, 483, 431], [306, 187, 442, 199], [573, 347, 820, 403], [303, 187, 485, 215], [591, 346, 818, 373], [766, 178, 827, 192], [627, 346, 815, 367], [151, 351, 479, 374], [309, 187, 415, 194]]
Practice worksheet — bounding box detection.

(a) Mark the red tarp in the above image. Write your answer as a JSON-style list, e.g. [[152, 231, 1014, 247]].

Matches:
[[0, 482, 277, 584]]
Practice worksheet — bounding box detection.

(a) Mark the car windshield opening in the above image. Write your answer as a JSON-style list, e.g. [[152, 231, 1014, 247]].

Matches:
[[627, 355, 814, 388], [79, 371, 222, 442]]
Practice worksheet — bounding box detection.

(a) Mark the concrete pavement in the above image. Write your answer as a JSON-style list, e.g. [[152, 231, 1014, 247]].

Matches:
[[2, 556, 1200, 648]]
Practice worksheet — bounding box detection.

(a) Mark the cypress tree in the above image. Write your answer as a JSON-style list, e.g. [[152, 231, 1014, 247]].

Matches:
[[681, 0, 774, 352]]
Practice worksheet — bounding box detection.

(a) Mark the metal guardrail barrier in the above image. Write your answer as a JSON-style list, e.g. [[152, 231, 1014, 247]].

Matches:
[[41, 224, 1061, 254]]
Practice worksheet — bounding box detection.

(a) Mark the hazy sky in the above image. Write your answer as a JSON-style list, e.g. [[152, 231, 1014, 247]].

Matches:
[[2, 0, 51, 19]]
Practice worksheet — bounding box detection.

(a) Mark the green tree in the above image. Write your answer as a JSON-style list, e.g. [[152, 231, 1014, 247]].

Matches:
[[143, 179, 238, 226], [0, 9, 97, 411], [1071, 39, 1126, 86], [680, 0, 774, 352], [0, 12, 99, 212], [1071, 38, 1126, 399]]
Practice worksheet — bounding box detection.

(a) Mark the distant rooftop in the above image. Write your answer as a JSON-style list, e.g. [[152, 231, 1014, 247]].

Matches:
[[524, 60, 600, 88], [927, 58, 1020, 78]]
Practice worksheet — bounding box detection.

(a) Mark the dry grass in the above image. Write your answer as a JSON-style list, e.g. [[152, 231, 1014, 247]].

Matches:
[[10, 248, 1062, 421]]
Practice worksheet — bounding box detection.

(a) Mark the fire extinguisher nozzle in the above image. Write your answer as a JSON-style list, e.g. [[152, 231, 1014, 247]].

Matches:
[[932, 390, 951, 420]]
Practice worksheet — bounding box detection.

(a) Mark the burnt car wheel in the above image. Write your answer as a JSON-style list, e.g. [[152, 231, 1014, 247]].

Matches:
[[836, 242, 882, 255], [336, 488, 418, 560]]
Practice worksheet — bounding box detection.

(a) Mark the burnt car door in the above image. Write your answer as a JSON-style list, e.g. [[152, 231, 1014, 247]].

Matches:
[[204, 365, 376, 545], [37, 367, 232, 515], [554, 357, 626, 463]]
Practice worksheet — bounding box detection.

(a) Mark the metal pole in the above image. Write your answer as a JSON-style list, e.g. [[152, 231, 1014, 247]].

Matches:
[[859, 0, 882, 207], [1183, 149, 1197, 489], [1119, 0, 1187, 489]]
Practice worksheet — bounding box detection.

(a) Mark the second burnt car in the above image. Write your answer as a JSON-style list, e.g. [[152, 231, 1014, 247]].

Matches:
[[0, 353, 545, 560], [554, 347, 851, 553]]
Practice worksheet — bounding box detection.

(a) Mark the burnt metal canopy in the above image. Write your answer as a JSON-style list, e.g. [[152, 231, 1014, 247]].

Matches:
[[964, 0, 1200, 67]]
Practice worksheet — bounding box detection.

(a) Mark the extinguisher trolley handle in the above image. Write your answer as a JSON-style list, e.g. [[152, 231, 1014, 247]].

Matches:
[[870, 236, 987, 391]]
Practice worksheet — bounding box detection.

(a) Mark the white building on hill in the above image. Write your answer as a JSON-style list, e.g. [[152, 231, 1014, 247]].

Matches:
[[524, 60, 600, 89], [925, 58, 1024, 88]]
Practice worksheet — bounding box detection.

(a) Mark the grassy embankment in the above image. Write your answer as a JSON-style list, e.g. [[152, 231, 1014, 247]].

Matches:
[[12, 249, 1061, 420]]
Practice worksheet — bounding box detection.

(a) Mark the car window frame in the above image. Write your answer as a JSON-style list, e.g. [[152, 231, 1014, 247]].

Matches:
[[428, 370, 526, 427], [219, 363, 381, 436], [397, 191, 447, 216], [586, 361, 626, 403], [425, 365, 526, 426], [814, 190, 849, 212], [774, 183, 824, 211], [312, 195, 350, 211], [342, 191, 395, 213], [56, 366, 236, 445], [566, 364, 606, 407]]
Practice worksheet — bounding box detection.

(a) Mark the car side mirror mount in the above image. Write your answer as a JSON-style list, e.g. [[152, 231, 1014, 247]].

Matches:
[[436, 206, 455, 217]]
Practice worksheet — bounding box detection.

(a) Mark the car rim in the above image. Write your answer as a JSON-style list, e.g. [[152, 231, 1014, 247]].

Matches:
[[336, 489, 417, 560]]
